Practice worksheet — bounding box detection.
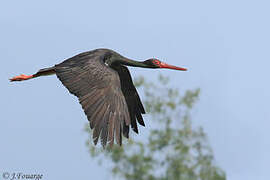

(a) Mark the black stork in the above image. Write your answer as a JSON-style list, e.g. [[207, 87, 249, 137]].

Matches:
[[10, 48, 187, 147]]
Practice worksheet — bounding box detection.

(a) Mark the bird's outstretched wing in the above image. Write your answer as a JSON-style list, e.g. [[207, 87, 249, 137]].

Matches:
[[54, 51, 131, 147], [113, 65, 145, 135]]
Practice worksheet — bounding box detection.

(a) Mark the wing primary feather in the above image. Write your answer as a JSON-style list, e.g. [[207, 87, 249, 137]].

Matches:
[[119, 122, 122, 146], [123, 123, 129, 138], [108, 112, 116, 147], [135, 94, 146, 114], [128, 106, 138, 133], [101, 105, 110, 148], [92, 102, 108, 145], [115, 115, 121, 145], [135, 109, 145, 126], [88, 95, 107, 128], [131, 116, 139, 134]]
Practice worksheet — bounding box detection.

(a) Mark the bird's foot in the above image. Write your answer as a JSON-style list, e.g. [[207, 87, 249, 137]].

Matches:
[[9, 74, 33, 82]]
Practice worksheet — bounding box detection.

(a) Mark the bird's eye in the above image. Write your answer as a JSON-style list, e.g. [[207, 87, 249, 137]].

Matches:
[[153, 59, 160, 65]]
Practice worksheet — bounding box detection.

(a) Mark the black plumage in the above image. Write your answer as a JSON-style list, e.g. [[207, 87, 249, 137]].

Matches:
[[10, 48, 187, 148], [54, 49, 145, 147]]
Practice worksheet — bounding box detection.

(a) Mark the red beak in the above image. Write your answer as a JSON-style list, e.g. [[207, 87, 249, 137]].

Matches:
[[160, 62, 187, 71]]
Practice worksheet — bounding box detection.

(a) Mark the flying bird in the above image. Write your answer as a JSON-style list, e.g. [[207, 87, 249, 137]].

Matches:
[[10, 49, 187, 147]]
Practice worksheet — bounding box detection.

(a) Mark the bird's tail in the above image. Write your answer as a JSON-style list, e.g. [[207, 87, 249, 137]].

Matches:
[[10, 66, 56, 82]]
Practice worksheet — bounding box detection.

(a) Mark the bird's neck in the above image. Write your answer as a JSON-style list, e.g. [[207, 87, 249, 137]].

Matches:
[[116, 58, 148, 68]]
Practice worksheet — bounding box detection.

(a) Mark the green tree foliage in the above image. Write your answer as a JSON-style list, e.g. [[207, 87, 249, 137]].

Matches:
[[85, 74, 226, 180]]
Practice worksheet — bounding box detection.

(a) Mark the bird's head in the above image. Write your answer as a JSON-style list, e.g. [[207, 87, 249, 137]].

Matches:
[[143, 58, 187, 71]]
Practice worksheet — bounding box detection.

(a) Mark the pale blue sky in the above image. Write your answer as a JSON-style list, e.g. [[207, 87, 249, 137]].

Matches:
[[1, 0, 269, 180]]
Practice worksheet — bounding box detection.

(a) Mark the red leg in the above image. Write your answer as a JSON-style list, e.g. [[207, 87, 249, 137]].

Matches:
[[9, 74, 34, 82]]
